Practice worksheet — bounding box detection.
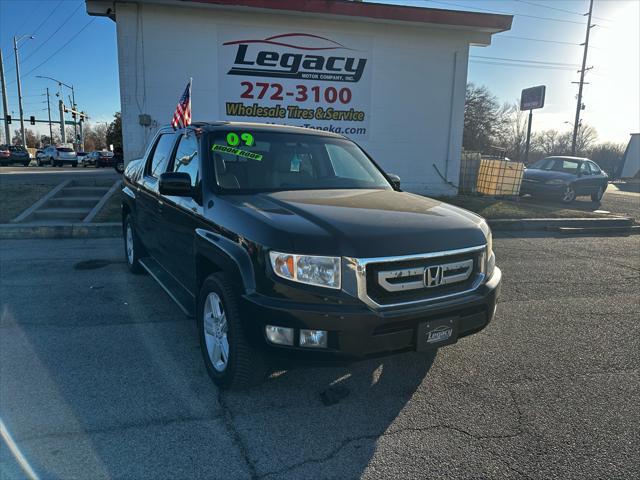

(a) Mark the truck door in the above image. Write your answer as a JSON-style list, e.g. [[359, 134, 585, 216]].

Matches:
[[157, 131, 203, 294], [138, 132, 177, 261]]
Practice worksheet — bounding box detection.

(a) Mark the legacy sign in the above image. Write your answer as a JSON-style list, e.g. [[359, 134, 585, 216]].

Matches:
[[218, 29, 371, 138]]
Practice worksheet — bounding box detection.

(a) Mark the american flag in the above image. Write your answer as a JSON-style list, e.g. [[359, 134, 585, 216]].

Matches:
[[171, 79, 192, 130]]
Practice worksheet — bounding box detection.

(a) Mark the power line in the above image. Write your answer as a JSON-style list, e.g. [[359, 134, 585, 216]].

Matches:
[[515, 0, 612, 23], [497, 34, 579, 47], [30, 0, 66, 36], [9, 18, 96, 83], [20, 2, 83, 66], [427, 0, 588, 25], [495, 34, 601, 50], [470, 55, 580, 67], [469, 60, 577, 71]]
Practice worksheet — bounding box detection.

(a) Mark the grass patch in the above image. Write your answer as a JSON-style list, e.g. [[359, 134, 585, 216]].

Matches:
[[438, 195, 608, 219], [0, 184, 54, 223], [92, 191, 121, 223]]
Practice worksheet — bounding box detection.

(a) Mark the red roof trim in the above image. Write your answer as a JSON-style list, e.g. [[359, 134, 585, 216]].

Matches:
[[182, 0, 513, 31]]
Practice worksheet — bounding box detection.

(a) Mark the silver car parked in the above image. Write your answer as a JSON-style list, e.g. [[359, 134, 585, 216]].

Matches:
[[37, 146, 78, 167]]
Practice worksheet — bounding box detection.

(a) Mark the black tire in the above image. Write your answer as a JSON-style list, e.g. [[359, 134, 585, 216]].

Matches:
[[49, 157, 54, 166], [591, 185, 605, 202], [123, 215, 145, 274], [37, 157, 42, 167], [23, 162, 30, 167], [199, 273, 268, 390], [560, 184, 576, 204], [72, 162, 78, 168]]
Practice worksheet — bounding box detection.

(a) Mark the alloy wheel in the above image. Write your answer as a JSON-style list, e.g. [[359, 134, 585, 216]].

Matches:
[[562, 186, 576, 203], [203, 292, 230, 372]]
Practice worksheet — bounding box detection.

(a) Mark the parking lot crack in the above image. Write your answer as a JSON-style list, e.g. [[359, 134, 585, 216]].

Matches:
[[257, 423, 526, 479], [218, 391, 259, 480]]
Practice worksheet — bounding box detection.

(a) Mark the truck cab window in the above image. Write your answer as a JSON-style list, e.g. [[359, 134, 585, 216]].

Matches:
[[173, 133, 199, 187], [148, 133, 176, 178]]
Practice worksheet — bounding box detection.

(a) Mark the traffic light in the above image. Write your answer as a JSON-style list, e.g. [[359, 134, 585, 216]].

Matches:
[[72, 112, 76, 120], [30, 116, 35, 125], [5, 115, 10, 124]]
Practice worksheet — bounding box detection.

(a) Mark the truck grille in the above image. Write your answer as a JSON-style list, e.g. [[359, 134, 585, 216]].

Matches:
[[366, 252, 480, 305], [343, 245, 486, 309]]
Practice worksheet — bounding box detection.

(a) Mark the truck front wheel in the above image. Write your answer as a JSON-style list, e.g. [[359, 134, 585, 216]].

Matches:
[[199, 273, 268, 390]]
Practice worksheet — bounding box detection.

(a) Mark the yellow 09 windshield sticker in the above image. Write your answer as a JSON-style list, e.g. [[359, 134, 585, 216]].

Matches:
[[211, 144, 263, 161]]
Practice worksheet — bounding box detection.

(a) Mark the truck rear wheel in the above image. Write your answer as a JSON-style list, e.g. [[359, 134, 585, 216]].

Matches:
[[124, 215, 145, 274], [199, 273, 268, 390]]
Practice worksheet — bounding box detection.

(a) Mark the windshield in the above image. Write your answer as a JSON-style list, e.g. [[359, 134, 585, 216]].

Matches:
[[208, 130, 391, 192], [530, 157, 580, 174]]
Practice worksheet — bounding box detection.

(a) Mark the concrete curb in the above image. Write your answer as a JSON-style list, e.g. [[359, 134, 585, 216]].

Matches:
[[488, 217, 634, 231], [0, 222, 121, 240], [556, 225, 640, 235]]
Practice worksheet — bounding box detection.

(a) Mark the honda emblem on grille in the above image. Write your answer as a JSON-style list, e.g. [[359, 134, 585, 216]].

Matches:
[[424, 266, 443, 288]]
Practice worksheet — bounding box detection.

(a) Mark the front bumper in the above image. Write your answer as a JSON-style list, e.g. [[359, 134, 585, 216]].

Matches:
[[241, 267, 501, 361], [521, 181, 564, 196]]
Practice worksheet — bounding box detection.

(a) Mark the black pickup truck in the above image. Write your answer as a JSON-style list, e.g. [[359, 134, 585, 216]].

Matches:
[[121, 122, 501, 389]]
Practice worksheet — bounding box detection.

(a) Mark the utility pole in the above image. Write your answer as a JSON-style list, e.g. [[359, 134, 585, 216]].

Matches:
[[571, 0, 594, 156], [58, 99, 66, 143], [0, 48, 10, 144], [46, 88, 53, 143], [70, 86, 77, 144], [13, 35, 32, 147]]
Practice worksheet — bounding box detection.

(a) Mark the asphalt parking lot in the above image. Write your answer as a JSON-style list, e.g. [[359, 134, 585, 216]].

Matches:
[[1, 232, 639, 479]]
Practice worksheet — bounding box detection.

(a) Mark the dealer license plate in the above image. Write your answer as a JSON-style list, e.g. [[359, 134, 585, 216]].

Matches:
[[417, 318, 459, 351]]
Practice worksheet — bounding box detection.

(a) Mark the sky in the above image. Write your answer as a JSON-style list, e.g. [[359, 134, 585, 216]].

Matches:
[[0, 0, 638, 145]]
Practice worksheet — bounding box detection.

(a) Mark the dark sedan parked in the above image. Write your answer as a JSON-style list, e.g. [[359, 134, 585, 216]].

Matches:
[[0, 145, 31, 166], [521, 156, 608, 203]]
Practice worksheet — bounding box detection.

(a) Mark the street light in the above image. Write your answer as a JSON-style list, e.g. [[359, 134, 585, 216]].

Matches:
[[36, 75, 77, 145], [13, 34, 35, 147]]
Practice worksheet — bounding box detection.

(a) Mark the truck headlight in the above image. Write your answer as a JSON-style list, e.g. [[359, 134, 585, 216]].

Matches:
[[269, 252, 341, 289], [479, 222, 495, 279]]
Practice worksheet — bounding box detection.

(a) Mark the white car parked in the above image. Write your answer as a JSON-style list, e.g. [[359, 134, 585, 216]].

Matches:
[[37, 145, 78, 167]]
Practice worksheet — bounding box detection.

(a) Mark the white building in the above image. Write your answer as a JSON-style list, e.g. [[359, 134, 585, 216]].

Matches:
[[86, 0, 511, 195]]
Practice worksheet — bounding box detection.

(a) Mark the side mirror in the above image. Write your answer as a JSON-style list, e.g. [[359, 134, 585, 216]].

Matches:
[[387, 173, 401, 190], [159, 172, 192, 196]]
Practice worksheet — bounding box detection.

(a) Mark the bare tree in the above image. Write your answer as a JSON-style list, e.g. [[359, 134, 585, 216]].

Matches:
[[574, 124, 598, 156], [83, 123, 108, 151], [495, 102, 529, 162], [11, 128, 38, 148], [588, 142, 625, 177], [463, 83, 507, 153], [532, 129, 571, 156]]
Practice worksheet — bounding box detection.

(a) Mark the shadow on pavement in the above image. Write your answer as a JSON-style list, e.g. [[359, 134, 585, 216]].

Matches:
[[222, 350, 437, 478], [0, 249, 436, 479]]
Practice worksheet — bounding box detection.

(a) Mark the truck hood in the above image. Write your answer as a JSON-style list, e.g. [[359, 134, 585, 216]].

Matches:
[[221, 189, 488, 258]]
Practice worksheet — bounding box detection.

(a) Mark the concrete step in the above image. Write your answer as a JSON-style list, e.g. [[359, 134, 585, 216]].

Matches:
[[47, 196, 103, 208], [59, 186, 110, 197], [31, 208, 90, 221]]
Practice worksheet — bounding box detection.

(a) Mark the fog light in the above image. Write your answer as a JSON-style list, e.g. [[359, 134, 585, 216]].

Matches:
[[299, 329, 328, 348], [265, 325, 294, 346]]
